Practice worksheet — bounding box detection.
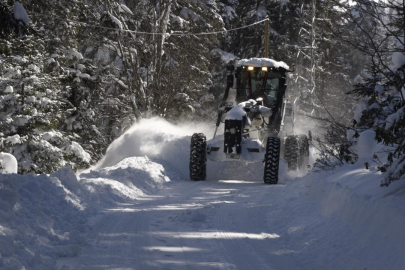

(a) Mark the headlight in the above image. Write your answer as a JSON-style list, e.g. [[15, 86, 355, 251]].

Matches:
[[261, 67, 268, 71], [230, 128, 236, 134], [247, 66, 254, 71]]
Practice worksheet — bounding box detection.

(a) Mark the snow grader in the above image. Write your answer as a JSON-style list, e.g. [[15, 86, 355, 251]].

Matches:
[[189, 58, 309, 184]]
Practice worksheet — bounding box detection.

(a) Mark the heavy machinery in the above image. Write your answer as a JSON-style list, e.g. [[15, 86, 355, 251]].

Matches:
[[189, 58, 309, 184]]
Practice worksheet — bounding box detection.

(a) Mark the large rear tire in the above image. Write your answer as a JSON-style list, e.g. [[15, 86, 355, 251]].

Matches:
[[264, 137, 280, 184], [285, 135, 309, 171], [189, 133, 207, 181], [285, 135, 299, 171], [298, 134, 309, 170]]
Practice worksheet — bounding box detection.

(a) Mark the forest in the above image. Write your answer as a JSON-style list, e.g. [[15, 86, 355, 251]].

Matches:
[[0, 0, 404, 186]]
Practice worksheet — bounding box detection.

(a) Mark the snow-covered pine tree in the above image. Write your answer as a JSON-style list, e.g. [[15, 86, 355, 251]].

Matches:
[[0, 0, 104, 173], [343, 0, 405, 186]]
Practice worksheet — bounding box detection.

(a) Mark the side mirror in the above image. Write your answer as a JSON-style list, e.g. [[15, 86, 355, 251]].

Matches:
[[227, 74, 234, 88]]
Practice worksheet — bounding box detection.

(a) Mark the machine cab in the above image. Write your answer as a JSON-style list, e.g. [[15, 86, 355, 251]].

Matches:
[[233, 58, 289, 108]]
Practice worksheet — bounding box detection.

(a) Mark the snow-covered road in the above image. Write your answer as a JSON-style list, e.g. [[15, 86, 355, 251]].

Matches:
[[59, 177, 314, 270], [60, 170, 395, 270], [3, 118, 404, 270], [53, 118, 405, 270]]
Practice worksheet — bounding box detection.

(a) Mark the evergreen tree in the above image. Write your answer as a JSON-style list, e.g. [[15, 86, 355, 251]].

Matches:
[[343, 0, 405, 186]]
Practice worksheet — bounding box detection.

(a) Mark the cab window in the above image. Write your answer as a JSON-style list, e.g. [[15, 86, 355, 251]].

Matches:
[[264, 77, 279, 102]]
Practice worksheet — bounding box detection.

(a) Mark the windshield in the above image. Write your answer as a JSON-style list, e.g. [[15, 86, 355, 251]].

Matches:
[[237, 70, 280, 104]]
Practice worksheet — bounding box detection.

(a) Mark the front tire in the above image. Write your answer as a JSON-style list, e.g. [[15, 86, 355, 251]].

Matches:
[[189, 133, 207, 181], [264, 137, 280, 184]]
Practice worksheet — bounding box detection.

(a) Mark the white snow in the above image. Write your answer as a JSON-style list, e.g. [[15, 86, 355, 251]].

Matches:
[[356, 129, 377, 159], [76, 64, 85, 71], [13, 1, 30, 25], [109, 13, 123, 30], [41, 130, 63, 142], [225, 100, 270, 121], [199, 93, 215, 103], [256, 5, 268, 19], [46, 57, 56, 65], [171, 15, 185, 27], [91, 117, 213, 177], [26, 96, 36, 103], [225, 102, 248, 120], [222, 4, 237, 20], [180, 7, 201, 22], [0, 153, 17, 174], [114, 78, 128, 89], [65, 142, 91, 163], [353, 98, 368, 123], [6, 134, 21, 145], [392, 51, 405, 70], [40, 97, 52, 107], [174, 92, 189, 101], [236, 57, 290, 70], [385, 106, 405, 130], [120, 4, 134, 15], [95, 46, 111, 65], [75, 72, 91, 79], [4, 85, 13, 93], [28, 64, 40, 73], [67, 48, 83, 60]]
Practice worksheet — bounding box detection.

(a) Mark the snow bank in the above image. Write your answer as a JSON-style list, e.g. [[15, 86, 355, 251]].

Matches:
[[0, 172, 87, 269], [0, 155, 175, 269], [80, 156, 170, 206], [236, 58, 289, 70], [303, 164, 405, 269], [0, 153, 18, 174]]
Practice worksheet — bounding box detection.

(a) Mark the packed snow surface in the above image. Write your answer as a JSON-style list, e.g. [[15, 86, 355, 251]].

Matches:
[[0, 118, 404, 270], [236, 57, 290, 70]]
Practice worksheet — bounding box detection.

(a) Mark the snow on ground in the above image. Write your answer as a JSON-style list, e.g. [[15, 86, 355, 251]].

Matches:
[[303, 163, 405, 269], [0, 118, 404, 269]]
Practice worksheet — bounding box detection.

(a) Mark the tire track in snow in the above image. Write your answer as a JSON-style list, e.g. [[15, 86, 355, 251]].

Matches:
[[212, 182, 276, 270]]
